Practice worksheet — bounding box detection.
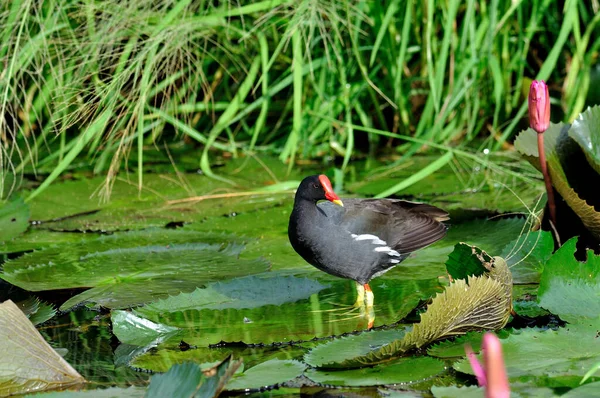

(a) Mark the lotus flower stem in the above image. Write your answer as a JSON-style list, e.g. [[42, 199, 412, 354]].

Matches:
[[537, 133, 557, 226], [529, 80, 557, 227]]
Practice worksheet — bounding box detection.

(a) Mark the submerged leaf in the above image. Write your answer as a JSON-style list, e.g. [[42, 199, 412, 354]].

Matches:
[[0, 300, 85, 396], [538, 237, 600, 322], [0, 198, 30, 243], [146, 355, 241, 398], [0, 229, 269, 310]]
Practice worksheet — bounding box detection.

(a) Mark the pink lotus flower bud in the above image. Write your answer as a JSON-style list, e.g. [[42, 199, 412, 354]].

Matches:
[[464, 333, 510, 398], [528, 80, 550, 134]]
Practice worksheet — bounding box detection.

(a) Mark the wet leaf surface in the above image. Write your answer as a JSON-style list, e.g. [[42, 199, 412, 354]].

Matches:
[[454, 323, 600, 387], [0, 197, 30, 243], [1, 230, 269, 310], [538, 237, 600, 322], [226, 359, 305, 391], [305, 356, 446, 386], [304, 328, 408, 368], [501, 230, 554, 284], [146, 355, 241, 398]]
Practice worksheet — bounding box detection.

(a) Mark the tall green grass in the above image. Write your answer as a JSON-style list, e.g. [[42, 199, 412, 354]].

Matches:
[[0, 0, 598, 199]]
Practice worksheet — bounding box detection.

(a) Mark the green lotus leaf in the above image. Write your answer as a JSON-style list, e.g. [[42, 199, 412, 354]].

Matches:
[[305, 356, 446, 387], [426, 332, 484, 359], [454, 323, 600, 387], [0, 300, 85, 396], [562, 381, 600, 397], [146, 355, 241, 398], [538, 237, 600, 322], [569, 105, 600, 174], [0, 197, 29, 243], [304, 328, 408, 368], [500, 230, 554, 284], [0, 229, 269, 310], [226, 359, 305, 391], [431, 386, 483, 398], [22, 387, 146, 398], [137, 275, 328, 314], [130, 277, 435, 347], [515, 123, 600, 240]]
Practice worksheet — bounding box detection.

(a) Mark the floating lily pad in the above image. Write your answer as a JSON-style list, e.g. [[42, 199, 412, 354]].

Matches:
[[432, 384, 555, 398], [146, 356, 241, 398], [138, 275, 328, 313], [25, 166, 295, 233], [427, 332, 484, 359], [513, 300, 550, 318], [306, 356, 446, 386], [501, 230, 554, 284], [304, 328, 408, 368], [131, 277, 439, 347], [1, 229, 269, 310], [22, 387, 146, 398], [129, 343, 305, 374], [431, 386, 483, 398], [0, 300, 85, 396], [538, 237, 600, 322], [0, 197, 29, 243], [226, 359, 305, 391], [454, 323, 600, 387], [563, 381, 600, 397]]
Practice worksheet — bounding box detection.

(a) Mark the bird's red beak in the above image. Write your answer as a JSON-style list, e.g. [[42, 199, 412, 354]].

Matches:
[[318, 175, 343, 206]]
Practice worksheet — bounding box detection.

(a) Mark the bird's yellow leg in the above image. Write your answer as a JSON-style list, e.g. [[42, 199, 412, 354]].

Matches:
[[364, 283, 375, 329], [354, 282, 366, 308]]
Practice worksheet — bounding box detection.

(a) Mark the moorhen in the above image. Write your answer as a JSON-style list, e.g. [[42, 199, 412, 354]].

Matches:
[[288, 174, 449, 314]]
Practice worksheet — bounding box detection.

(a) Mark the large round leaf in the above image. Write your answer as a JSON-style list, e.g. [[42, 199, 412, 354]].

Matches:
[[1, 229, 269, 310]]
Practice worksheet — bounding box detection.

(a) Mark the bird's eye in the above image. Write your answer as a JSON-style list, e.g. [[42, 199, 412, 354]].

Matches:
[[312, 183, 319, 189]]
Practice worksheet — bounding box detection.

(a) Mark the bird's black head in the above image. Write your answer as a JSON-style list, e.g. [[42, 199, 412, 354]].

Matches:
[[296, 175, 343, 206]]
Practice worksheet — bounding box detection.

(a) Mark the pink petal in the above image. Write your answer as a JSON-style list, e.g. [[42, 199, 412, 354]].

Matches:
[[465, 343, 487, 387]]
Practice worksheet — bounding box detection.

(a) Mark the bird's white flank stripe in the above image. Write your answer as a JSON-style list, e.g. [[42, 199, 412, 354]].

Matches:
[[374, 246, 401, 256], [350, 233, 386, 245], [390, 259, 400, 264]]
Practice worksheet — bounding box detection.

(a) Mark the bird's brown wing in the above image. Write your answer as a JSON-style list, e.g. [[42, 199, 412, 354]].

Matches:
[[339, 199, 449, 253]]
